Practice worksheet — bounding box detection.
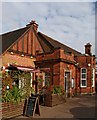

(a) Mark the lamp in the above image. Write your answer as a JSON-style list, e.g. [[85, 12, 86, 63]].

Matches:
[[88, 63, 91, 67], [30, 56, 33, 59], [21, 54, 24, 57], [75, 63, 79, 66], [10, 51, 14, 55]]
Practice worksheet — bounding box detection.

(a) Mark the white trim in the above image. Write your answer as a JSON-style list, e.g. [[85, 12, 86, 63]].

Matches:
[[64, 69, 71, 93], [92, 68, 95, 87], [17, 67, 34, 71], [71, 78, 75, 88], [80, 68, 87, 87], [30, 72, 33, 87]]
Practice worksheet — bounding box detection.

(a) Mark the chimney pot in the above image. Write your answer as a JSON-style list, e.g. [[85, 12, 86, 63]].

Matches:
[[85, 43, 92, 55]]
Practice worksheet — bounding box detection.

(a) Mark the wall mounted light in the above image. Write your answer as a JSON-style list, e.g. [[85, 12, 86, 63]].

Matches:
[[2, 66, 5, 70], [30, 56, 33, 59], [6, 85, 10, 90], [10, 51, 14, 55], [21, 54, 24, 57], [75, 63, 79, 66], [88, 63, 91, 67], [7, 63, 10, 66]]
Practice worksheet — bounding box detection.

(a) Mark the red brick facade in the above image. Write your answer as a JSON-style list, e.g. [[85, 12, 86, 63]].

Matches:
[[1, 20, 96, 97], [35, 47, 96, 96]]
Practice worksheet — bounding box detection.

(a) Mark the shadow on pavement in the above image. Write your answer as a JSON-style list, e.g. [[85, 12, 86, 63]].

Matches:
[[70, 106, 96, 120]]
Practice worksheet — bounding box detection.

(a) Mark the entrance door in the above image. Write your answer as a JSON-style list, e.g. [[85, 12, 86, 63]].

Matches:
[[64, 72, 70, 97]]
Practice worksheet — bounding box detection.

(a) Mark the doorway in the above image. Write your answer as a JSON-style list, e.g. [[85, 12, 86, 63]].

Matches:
[[95, 81, 97, 94], [64, 72, 71, 97]]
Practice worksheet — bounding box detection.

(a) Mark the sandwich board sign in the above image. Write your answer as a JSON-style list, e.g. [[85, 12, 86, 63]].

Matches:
[[25, 96, 40, 117]]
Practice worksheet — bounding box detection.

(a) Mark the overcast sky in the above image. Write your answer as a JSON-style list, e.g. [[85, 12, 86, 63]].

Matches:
[[1, 0, 96, 55]]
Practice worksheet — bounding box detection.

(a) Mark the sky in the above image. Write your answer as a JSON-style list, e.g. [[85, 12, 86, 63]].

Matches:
[[0, 0, 96, 56]]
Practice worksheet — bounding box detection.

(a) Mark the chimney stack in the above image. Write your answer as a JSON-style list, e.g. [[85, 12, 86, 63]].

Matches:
[[85, 43, 92, 55], [26, 20, 38, 32]]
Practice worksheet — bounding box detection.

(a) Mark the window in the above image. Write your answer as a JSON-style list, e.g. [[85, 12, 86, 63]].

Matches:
[[81, 68, 87, 87], [71, 78, 75, 88], [44, 72, 51, 86], [92, 68, 95, 87]]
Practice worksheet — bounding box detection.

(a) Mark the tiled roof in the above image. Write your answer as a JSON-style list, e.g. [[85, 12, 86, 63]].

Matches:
[[0, 26, 30, 54], [38, 32, 82, 56], [0, 26, 82, 56]]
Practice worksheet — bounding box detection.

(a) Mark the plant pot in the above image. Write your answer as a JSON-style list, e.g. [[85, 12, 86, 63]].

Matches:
[[44, 93, 66, 107]]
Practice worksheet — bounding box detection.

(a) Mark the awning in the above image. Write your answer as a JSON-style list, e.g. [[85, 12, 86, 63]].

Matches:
[[16, 66, 34, 71], [6, 64, 40, 72]]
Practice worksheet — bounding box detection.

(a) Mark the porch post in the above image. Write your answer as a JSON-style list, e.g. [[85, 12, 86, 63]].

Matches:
[[30, 72, 33, 87]]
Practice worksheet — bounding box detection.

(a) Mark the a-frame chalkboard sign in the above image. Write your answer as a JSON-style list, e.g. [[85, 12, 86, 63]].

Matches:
[[25, 96, 40, 117]]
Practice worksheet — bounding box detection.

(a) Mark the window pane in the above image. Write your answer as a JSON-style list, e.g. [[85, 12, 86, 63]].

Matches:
[[82, 69, 86, 73], [45, 72, 51, 86], [82, 74, 86, 78], [82, 80, 86, 86]]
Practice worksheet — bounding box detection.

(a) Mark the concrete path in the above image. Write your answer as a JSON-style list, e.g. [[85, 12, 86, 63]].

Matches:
[[8, 94, 96, 120]]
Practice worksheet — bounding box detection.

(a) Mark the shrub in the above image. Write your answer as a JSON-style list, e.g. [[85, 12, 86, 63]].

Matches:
[[52, 86, 63, 95], [2, 86, 23, 103]]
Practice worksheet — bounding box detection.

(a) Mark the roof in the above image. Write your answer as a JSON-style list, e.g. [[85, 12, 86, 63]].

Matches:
[[0, 26, 30, 54], [0, 25, 82, 56], [38, 32, 82, 56]]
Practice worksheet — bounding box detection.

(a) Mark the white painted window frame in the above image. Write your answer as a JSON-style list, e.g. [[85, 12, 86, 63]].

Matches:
[[80, 68, 87, 87], [92, 68, 95, 87], [71, 78, 75, 88]]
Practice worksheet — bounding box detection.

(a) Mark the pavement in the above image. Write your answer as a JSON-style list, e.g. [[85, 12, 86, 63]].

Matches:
[[5, 94, 97, 120]]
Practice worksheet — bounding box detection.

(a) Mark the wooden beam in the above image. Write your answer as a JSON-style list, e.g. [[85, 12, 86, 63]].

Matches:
[[22, 37, 24, 53]]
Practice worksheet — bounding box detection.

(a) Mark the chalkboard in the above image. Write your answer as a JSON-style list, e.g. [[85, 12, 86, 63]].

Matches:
[[25, 96, 40, 117]]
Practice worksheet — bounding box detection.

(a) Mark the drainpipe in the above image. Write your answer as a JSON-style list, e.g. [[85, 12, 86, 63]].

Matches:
[[75, 63, 79, 95]]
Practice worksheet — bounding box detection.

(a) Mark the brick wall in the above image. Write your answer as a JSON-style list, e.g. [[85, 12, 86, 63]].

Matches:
[[2, 52, 36, 67], [75, 55, 96, 94], [36, 48, 76, 95]]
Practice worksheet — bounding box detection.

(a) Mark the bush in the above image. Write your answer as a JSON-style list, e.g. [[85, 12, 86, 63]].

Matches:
[[52, 86, 63, 95]]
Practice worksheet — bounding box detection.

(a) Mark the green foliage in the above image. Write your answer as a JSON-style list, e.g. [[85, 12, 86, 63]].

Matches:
[[3, 89, 13, 102], [2, 70, 34, 101], [2, 86, 23, 103], [2, 72, 12, 89], [11, 86, 22, 102], [36, 78, 43, 82], [52, 86, 63, 95], [20, 72, 34, 98]]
